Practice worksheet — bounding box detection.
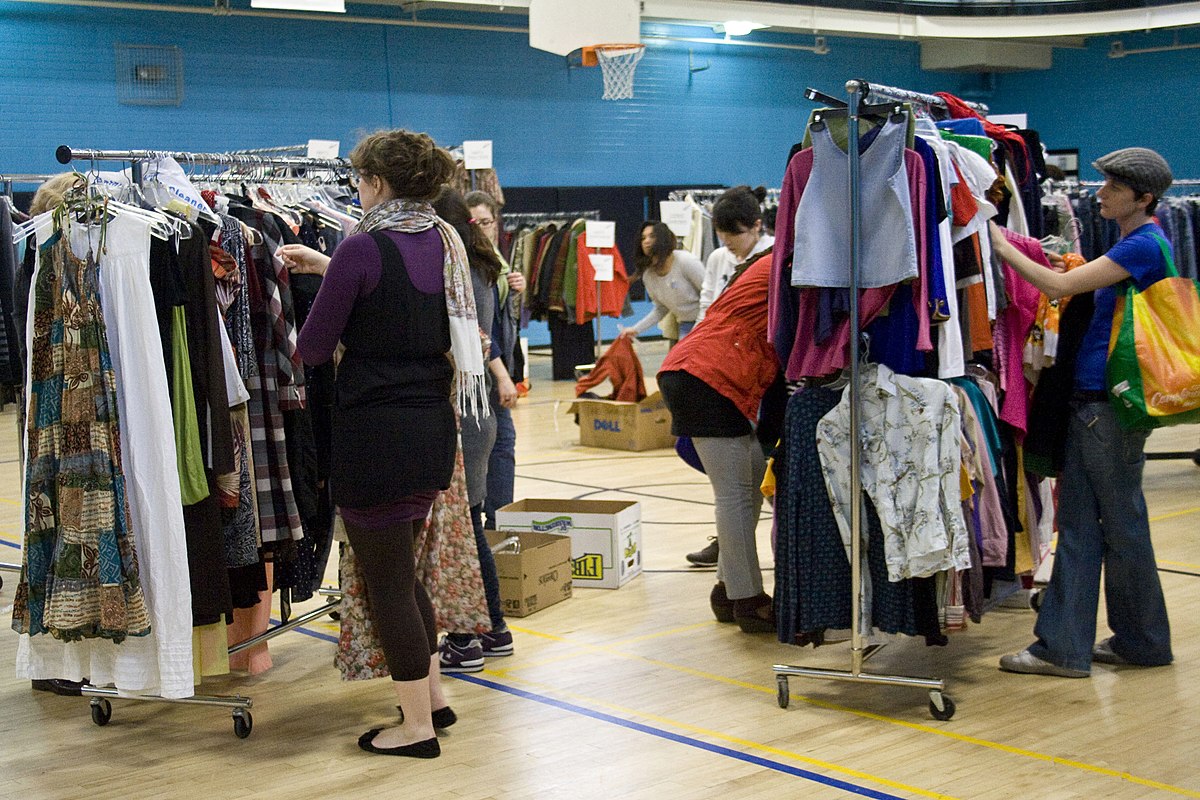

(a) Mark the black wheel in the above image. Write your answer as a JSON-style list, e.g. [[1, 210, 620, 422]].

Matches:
[[1030, 589, 1042, 613], [776, 677, 790, 709], [90, 699, 112, 727], [929, 694, 956, 721], [233, 710, 253, 739], [1192, 451, 1200, 467]]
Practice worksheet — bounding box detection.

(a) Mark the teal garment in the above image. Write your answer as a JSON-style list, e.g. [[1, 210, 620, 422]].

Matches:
[[949, 377, 1002, 476]]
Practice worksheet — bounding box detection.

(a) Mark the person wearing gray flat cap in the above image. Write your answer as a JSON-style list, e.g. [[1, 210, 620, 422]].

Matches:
[[988, 146, 1175, 679]]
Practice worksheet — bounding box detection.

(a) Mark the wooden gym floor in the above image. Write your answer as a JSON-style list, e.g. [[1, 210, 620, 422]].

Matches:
[[1, 340, 1198, 800]]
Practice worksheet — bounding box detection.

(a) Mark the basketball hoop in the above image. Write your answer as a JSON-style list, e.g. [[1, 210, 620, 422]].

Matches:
[[584, 43, 645, 101]]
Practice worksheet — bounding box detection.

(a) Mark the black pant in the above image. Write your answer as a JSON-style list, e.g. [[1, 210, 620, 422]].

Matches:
[[343, 519, 438, 681]]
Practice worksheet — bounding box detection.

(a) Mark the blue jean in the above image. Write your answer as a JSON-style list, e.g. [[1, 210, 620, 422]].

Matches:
[[1028, 401, 1172, 672], [472, 503, 506, 631], [483, 403, 515, 530]]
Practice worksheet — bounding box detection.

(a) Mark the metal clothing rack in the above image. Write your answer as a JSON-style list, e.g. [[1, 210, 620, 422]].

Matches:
[[55, 145, 350, 184], [17, 145, 355, 737], [228, 144, 310, 155], [1, 173, 58, 197], [502, 209, 601, 231], [773, 80, 960, 722]]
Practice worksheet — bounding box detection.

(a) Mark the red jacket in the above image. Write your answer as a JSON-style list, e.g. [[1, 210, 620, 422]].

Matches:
[[575, 335, 646, 403], [658, 254, 779, 421], [575, 233, 630, 324]]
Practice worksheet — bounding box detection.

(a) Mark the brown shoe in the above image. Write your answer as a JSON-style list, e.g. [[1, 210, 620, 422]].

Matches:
[[710, 582, 735, 623], [733, 593, 775, 634]]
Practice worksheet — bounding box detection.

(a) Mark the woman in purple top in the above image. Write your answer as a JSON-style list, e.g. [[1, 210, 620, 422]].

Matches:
[[278, 129, 487, 758]]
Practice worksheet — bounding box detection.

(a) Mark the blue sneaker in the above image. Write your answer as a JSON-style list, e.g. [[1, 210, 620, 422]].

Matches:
[[480, 628, 514, 658], [438, 636, 484, 673]]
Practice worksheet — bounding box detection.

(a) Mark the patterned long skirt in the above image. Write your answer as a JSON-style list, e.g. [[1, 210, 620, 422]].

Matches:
[[11, 230, 151, 643]]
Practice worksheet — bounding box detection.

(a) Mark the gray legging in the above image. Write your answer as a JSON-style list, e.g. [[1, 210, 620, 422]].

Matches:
[[692, 434, 767, 600], [343, 518, 438, 681]]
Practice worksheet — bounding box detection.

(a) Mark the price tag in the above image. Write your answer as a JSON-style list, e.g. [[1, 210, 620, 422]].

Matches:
[[585, 220, 616, 249], [307, 139, 341, 158], [658, 201, 693, 237], [591, 253, 614, 282], [463, 140, 494, 170]]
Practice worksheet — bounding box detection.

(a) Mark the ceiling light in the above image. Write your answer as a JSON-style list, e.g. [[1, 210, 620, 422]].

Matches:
[[715, 20, 767, 37], [251, 0, 346, 12]]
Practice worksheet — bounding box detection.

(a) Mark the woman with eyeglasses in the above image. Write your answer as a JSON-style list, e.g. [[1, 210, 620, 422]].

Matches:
[[466, 190, 526, 535]]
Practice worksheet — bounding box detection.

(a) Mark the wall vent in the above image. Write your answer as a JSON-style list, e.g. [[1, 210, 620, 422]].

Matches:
[[115, 43, 184, 106]]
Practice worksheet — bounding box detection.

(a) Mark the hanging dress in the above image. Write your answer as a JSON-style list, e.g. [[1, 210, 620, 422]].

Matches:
[[12, 221, 151, 643]]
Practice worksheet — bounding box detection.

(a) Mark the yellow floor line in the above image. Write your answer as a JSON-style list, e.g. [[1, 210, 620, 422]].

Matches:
[[608, 620, 717, 646], [489, 671, 961, 800], [1150, 506, 1200, 523], [503, 624, 1200, 798], [1158, 558, 1200, 571]]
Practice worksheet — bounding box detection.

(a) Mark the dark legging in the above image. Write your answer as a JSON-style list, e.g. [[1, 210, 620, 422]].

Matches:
[[343, 518, 438, 681]]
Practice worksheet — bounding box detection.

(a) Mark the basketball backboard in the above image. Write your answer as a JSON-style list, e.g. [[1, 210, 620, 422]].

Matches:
[[528, 0, 641, 57]]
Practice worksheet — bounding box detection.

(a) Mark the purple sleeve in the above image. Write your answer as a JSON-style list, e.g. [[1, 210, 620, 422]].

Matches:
[[296, 233, 381, 366]]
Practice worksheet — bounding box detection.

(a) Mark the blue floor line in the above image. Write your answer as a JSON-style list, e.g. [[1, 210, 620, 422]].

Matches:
[[1, 538, 20, 550], [270, 620, 904, 799], [454, 673, 907, 800], [269, 618, 338, 644]]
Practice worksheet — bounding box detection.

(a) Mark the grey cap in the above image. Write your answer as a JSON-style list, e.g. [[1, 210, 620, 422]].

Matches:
[[1092, 147, 1173, 198]]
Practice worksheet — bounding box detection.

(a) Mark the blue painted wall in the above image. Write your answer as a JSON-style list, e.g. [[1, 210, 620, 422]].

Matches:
[[3, 3, 1194, 184], [991, 29, 1200, 180], [1, 2, 977, 187]]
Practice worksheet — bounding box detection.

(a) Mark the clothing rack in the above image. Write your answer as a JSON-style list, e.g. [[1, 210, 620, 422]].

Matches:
[[773, 79, 956, 721], [666, 188, 727, 202], [1050, 178, 1200, 191], [502, 209, 601, 230], [16, 144, 357, 737], [55, 145, 350, 184], [862, 81, 989, 116], [227, 145, 310, 155], [1, 173, 57, 196]]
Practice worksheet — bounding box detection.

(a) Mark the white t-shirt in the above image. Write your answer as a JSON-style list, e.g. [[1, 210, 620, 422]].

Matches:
[[697, 234, 774, 322]]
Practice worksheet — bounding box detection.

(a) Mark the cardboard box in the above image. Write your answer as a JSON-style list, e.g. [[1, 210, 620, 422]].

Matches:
[[567, 391, 676, 452], [496, 499, 642, 590], [483, 530, 573, 617]]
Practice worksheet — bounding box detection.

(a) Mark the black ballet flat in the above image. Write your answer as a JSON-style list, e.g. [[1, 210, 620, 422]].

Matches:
[[358, 728, 441, 758], [396, 706, 457, 729], [432, 706, 457, 729]]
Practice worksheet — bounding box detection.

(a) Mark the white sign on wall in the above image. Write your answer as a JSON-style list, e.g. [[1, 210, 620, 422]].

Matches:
[[463, 140, 494, 170], [658, 201, 693, 237], [585, 220, 616, 249]]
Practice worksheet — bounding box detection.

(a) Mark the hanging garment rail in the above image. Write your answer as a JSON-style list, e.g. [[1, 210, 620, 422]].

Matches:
[[774, 79, 955, 721], [228, 145, 310, 155], [2, 174, 58, 197], [859, 80, 989, 115], [1051, 178, 1200, 190], [55, 146, 350, 173], [502, 210, 601, 230], [667, 188, 728, 202]]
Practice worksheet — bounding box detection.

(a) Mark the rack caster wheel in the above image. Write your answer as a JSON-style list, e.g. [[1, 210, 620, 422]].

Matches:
[[233, 709, 253, 739], [1029, 589, 1042, 613], [776, 676, 790, 709], [928, 692, 956, 721], [90, 698, 112, 727]]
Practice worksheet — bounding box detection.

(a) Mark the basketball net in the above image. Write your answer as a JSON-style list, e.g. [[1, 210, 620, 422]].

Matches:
[[595, 44, 644, 101]]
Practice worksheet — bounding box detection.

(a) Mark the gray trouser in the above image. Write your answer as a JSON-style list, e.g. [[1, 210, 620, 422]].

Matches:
[[692, 434, 766, 600]]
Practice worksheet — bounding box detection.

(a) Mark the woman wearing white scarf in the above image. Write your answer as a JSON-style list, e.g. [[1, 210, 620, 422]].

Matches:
[[280, 129, 479, 758]]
